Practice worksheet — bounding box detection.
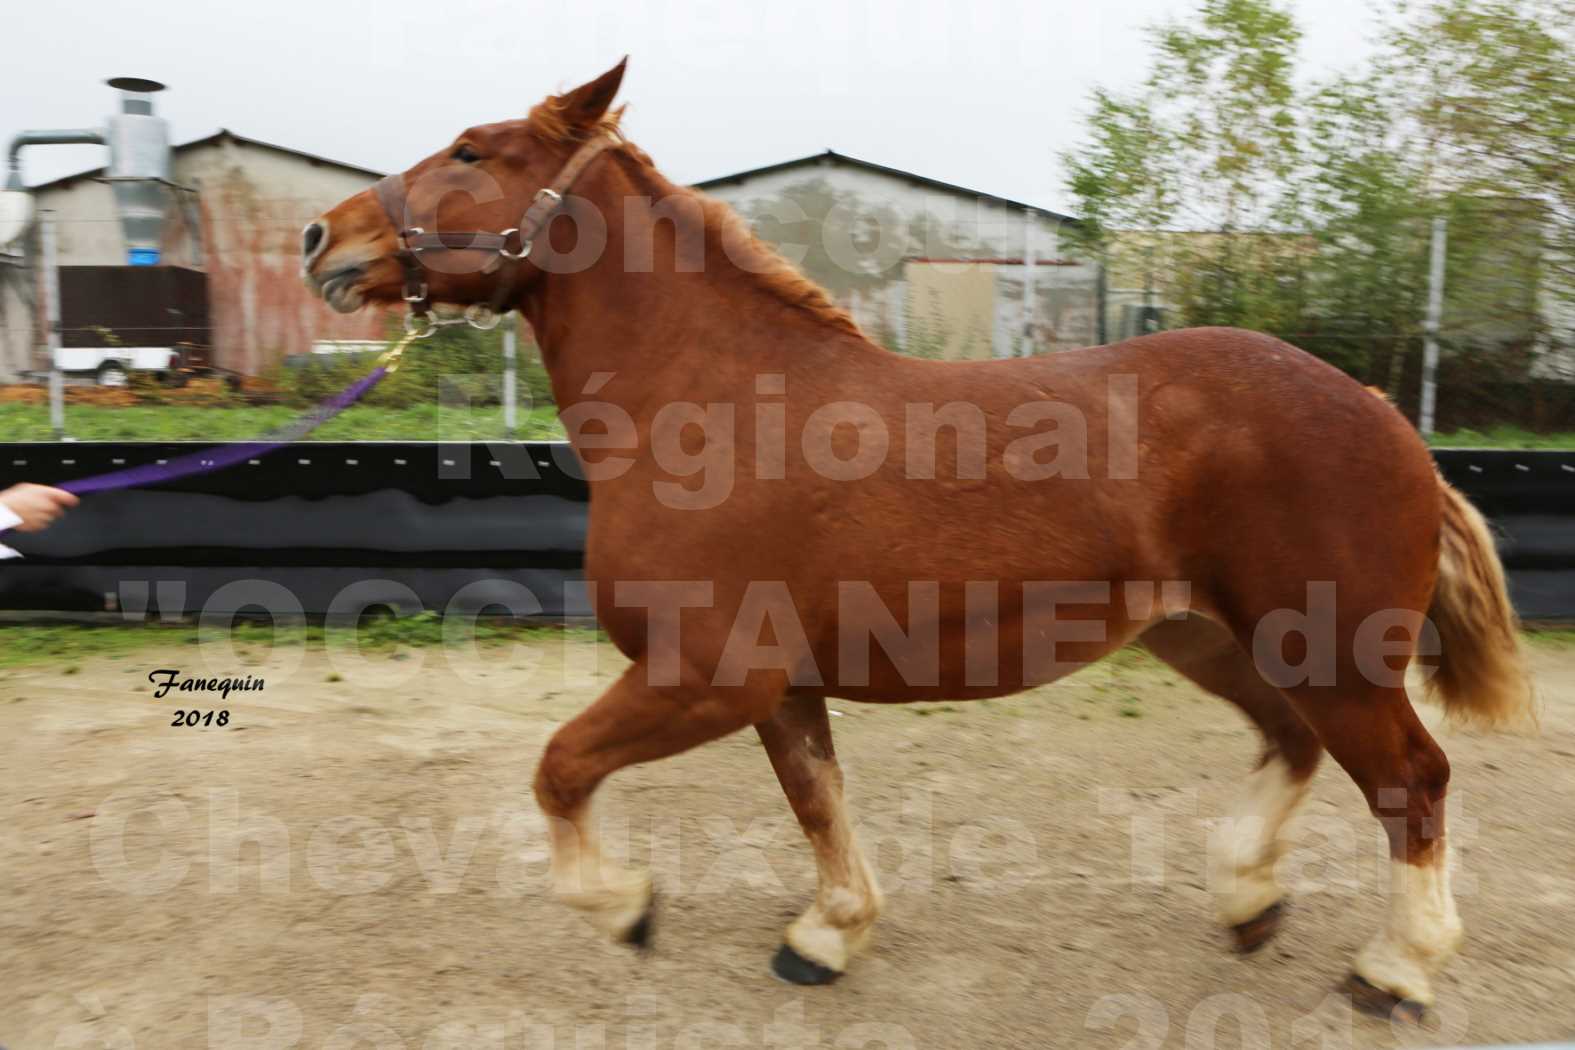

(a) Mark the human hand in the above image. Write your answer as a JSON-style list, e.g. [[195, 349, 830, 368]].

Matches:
[[0, 483, 80, 532]]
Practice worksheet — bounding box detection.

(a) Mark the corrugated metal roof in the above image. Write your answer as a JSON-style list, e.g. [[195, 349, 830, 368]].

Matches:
[[25, 129, 384, 191], [694, 149, 1080, 225], [31, 136, 1082, 226]]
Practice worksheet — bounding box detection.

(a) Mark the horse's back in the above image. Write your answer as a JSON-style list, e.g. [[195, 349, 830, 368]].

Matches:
[[897, 326, 1442, 614], [1068, 327, 1441, 620]]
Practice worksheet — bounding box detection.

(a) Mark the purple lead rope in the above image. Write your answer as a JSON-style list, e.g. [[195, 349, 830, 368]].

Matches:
[[59, 363, 394, 496]]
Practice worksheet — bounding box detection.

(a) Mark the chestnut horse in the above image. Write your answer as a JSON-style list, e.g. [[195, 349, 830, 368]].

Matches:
[[303, 60, 1531, 1017]]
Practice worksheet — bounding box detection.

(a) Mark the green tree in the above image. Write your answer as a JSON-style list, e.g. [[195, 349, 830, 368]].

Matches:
[[1382, 0, 1573, 365], [1065, 0, 1307, 333], [1299, 0, 1571, 392], [1066, 0, 1573, 423]]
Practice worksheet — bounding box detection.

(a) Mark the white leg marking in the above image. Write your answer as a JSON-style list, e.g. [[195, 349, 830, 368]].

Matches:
[[1353, 842, 1463, 1006], [786, 836, 882, 972], [782, 752, 882, 973], [1209, 755, 1311, 926], [547, 803, 652, 940]]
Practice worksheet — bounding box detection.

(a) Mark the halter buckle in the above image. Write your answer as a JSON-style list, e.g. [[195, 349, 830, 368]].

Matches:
[[535, 188, 562, 205], [499, 228, 533, 261], [464, 304, 501, 330], [403, 311, 439, 339], [400, 226, 426, 252], [402, 280, 429, 304]]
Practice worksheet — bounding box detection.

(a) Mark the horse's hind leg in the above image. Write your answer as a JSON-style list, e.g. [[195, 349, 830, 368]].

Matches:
[[755, 694, 882, 984], [1279, 679, 1460, 1018], [533, 662, 776, 945], [1140, 617, 1323, 950]]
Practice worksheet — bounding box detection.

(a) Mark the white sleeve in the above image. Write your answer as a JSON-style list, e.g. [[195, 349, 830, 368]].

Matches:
[[0, 501, 23, 558]]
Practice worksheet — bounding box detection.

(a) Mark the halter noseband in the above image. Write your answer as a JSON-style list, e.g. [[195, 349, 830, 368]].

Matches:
[[371, 133, 619, 337]]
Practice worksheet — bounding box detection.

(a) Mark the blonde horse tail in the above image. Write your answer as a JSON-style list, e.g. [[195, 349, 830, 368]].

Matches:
[[1423, 479, 1534, 727]]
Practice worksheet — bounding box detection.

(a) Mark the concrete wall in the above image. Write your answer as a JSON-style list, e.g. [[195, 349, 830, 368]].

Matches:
[[0, 134, 388, 380], [701, 160, 1101, 358], [0, 252, 33, 381]]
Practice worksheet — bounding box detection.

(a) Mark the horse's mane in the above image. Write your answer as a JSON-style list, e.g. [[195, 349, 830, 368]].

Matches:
[[527, 99, 861, 338], [691, 192, 862, 337]]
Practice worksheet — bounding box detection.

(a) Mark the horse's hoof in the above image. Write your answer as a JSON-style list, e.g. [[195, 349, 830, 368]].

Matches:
[[1229, 900, 1286, 954], [771, 943, 842, 985], [1345, 974, 1426, 1025], [620, 897, 654, 951]]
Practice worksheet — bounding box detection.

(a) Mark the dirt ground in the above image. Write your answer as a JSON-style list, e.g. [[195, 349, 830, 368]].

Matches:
[[2, 632, 1572, 1049]]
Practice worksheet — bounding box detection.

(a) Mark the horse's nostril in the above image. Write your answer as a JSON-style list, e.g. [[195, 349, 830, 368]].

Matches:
[[302, 222, 325, 260]]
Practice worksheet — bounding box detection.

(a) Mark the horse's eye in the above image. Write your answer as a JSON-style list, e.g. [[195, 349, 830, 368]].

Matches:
[[452, 145, 480, 163]]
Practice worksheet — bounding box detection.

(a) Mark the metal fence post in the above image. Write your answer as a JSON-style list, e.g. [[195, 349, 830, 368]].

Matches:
[[502, 313, 517, 439], [41, 210, 65, 440], [1419, 216, 1448, 436]]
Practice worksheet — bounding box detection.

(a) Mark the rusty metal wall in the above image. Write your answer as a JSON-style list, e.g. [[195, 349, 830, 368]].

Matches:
[[180, 138, 388, 373], [23, 134, 390, 376]]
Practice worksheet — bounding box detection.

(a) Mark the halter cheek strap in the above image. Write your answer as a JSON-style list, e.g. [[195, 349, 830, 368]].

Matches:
[[371, 133, 619, 334]]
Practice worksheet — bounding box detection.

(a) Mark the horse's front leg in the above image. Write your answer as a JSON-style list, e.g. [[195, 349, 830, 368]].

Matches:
[[534, 662, 772, 944], [757, 694, 883, 984]]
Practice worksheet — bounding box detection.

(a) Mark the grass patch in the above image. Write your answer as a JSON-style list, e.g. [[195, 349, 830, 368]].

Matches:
[[6, 405, 1571, 450], [0, 616, 605, 671], [0, 620, 1564, 674], [0, 623, 190, 669], [0, 403, 565, 442], [334, 611, 603, 649], [1525, 628, 1575, 650], [1427, 427, 1575, 450]]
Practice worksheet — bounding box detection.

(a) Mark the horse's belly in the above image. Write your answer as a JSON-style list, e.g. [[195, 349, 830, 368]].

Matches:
[[817, 584, 1151, 703]]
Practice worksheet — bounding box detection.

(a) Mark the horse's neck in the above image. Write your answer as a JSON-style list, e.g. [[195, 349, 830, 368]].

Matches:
[[518, 159, 878, 420], [522, 252, 756, 418]]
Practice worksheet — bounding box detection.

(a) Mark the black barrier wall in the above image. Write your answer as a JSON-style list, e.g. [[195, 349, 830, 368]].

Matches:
[[0, 442, 1570, 620], [0, 442, 591, 620], [1432, 448, 1575, 621]]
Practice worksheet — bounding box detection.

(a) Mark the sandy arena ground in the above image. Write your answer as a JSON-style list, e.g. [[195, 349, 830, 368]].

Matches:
[[2, 631, 1572, 1049]]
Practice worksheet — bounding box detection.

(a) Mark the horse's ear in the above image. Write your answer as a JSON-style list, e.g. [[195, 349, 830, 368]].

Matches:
[[557, 57, 627, 130]]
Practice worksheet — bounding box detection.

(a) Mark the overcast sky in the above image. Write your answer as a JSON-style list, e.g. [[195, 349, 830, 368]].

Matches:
[[2, 0, 1382, 216]]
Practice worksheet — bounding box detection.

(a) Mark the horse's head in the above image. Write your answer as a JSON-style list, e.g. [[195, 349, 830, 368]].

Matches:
[[301, 59, 627, 319]]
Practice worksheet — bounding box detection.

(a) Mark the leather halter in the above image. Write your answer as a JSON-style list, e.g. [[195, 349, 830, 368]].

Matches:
[[371, 133, 618, 335]]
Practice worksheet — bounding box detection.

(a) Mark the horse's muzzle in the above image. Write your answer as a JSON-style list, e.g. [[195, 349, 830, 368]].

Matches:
[[312, 265, 368, 313]]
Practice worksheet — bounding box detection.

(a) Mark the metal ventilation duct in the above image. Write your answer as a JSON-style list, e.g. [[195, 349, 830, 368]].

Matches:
[[3, 77, 173, 265], [105, 78, 171, 265]]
